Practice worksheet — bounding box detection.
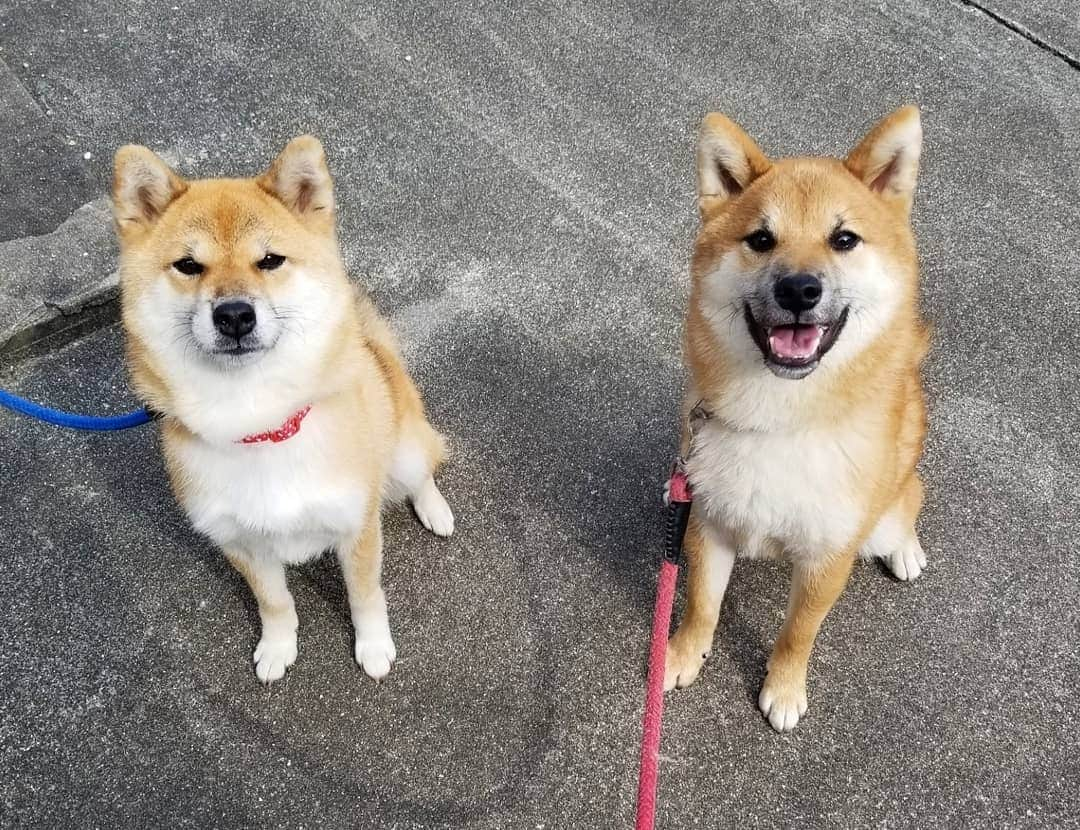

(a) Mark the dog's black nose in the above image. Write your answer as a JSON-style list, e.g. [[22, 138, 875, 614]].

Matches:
[[774, 274, 822, 313], [212, 301, 257, 339]]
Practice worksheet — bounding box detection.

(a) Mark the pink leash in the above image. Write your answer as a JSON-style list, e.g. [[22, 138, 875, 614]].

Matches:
[[635, 465, 693, 830]]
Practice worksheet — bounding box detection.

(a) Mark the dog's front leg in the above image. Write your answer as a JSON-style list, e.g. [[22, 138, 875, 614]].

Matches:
[[337, 511, 397, 681], [226, 550, 299, 684], [759, 550, 856, 732], [664, 510, 737, 690]]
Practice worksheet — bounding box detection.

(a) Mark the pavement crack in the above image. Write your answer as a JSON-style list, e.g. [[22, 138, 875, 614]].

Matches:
[[0, 293, 120, 366], [958, 0, 1080, 72], [0, 54, 46, 120], [40, 291, 117, 317]]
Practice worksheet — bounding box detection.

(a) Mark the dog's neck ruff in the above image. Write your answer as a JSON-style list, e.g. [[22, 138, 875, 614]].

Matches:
[[237, 405, 312, 445]]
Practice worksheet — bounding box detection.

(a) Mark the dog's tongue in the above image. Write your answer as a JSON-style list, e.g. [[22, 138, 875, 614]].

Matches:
[[769, 324, 823, 360]]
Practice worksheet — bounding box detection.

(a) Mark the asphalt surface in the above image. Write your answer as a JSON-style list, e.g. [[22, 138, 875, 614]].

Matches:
[[1, 1, 1078, 828]]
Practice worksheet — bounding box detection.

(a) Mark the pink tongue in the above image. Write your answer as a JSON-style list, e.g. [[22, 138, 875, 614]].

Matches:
[[769, 325, 823, 360]]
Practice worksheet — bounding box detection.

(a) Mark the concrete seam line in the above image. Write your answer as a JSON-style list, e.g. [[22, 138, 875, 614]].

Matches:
[[957, 0, 1080, 72]]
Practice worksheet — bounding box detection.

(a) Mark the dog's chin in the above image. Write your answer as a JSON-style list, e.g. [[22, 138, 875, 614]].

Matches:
[[743, 305, 849, 380]]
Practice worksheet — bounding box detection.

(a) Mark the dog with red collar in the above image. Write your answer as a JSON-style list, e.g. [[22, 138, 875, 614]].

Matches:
[[113, 136, 453, 684]]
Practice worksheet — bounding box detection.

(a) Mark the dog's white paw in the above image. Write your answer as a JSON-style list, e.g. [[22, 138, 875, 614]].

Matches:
[[412, 480, 454, 537], [758, 672, 808, 733], [355, 631, 397, 681], [253, 633, 298, 684], [888, 539, 927, 581], [664, 633, 711, 691]]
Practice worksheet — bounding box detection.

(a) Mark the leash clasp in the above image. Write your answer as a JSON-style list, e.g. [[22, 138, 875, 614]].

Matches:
[[664, 459, 693, 564], [667, 457, 692, 505]]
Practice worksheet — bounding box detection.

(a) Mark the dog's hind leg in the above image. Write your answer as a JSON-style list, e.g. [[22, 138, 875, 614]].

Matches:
[[863, 474, 927, 581], [387, 418, 454, 538], [361, 298, 454, 537]]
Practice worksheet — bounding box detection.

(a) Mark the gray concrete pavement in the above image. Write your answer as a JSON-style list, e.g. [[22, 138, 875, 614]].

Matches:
[[974, 0, 1080, 64], [0, 1, 1077, 827], [0, 58, 98, 241], [0, 197, 117, 357]]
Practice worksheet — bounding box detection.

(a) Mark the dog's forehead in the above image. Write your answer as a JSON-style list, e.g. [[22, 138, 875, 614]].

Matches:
[[756, 160, 863, 229], [169, 180, 287, 247]]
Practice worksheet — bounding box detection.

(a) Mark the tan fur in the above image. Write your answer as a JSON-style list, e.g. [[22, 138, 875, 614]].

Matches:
[[113, 136, 452, 683], [665, 107, 930, 731]]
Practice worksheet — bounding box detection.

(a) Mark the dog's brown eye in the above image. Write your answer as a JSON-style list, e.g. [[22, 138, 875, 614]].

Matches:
[[829, 230, 860, 251], [744, 229, 776, 253], [257, 253, 285, 271], [172, 257, 204, 276]]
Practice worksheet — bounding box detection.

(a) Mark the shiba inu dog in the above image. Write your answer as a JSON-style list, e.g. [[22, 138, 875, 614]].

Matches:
[[664, 107, 929, 731], [113, 136, 453, 684]]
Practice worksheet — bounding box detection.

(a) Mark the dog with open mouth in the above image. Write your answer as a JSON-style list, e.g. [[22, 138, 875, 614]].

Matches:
[[664, 107, 930, 731], [113, 136, 453, 684]]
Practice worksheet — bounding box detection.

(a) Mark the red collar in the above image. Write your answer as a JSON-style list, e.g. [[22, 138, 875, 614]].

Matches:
[[237, 405, 312, 445]]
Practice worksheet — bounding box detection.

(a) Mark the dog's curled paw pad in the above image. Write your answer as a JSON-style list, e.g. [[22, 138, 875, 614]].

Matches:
[[413, 487, 455, 537], [355, 634, 397, 681], [758, 673, 808, 732], [888, 541, 927, 582], [253, 634, 298, 684], [663, 637, 710, 691]]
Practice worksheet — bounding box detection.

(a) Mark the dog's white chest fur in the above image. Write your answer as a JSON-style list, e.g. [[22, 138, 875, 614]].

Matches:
[[688, 420, 865, 559], [172, 413, 368, 564]]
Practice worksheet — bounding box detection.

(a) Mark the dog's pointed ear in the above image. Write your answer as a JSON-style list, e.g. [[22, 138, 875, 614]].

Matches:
[[112, 145, 187, 237], [845, 106, 922, 216], [257, 135, 335, 229], [697, 113, 772, 223]]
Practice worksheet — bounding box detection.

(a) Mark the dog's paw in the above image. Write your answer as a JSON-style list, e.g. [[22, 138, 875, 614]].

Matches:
[[355, 631, 397, 681], [664, 632, 711, 691], [888, 539, 927, 581], [758, 671, 808, 732], [412, 480, 455, 537], [253, 633, 298, 684]]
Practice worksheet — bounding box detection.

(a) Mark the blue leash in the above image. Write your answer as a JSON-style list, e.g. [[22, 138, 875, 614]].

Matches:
[[0, 388, 154, 431]]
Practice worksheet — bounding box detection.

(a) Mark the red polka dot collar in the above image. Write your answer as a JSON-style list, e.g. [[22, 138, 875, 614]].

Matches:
[[237, 405, 312, 445]]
